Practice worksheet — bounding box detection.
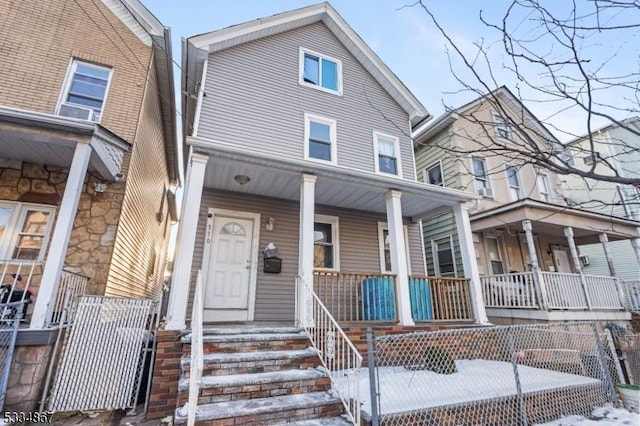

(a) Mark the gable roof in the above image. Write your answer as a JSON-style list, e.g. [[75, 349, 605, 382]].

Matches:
[[565, 116, 640, 146], [185, 2, 428, 126], [412, 86, 559, 148]]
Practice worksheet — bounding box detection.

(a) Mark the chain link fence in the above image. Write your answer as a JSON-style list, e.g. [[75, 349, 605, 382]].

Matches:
[[358, 322, 617, 426], [606, 324, 640, 386]]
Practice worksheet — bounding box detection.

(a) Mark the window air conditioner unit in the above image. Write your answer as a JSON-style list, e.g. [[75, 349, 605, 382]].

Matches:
[[478, 187, 493, 198], [579, 255, 590, 266], [58, 103, 96, 121]]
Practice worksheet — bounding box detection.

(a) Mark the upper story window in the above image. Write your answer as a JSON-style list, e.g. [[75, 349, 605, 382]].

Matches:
[[314, 215, 339, 270], [537, 173, 551, 202], [583, 152, 602, 165], [304, 113, 337, 164], [299, 48, 342, 95], [424, 161, 444, 186], [57, 60, 112, 122], [374, 132, 401, 177], [472, 157, 493, 198], [506, 166, 522, 200], [0, 202, 55, 261], [493, 113, 513, 140]]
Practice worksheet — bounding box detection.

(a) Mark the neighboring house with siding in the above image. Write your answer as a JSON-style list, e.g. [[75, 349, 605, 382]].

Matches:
[[413, 87, 640, 325], [166, 2, 486, 331], [563, 118, 640, 286], [0, 0, 177, 411]]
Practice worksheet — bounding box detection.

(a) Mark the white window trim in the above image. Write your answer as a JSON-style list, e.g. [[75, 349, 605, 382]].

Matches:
[[536, 173, 551, 202], [0, 201, 56, 261], [377, 222, 411, 274], [471, 156, 493, 198], [424, 160, 444, 187], [484, 234, 508, 275], [373, 131, 402, 178], [298, 47, 343, 96], [505, 165, 522, 201], [304, 113, 337, 165], [431, 235, 457, 277], [55, 59, 113, 123], [314, 214, 340, 271], [493, 112, 513, 140]]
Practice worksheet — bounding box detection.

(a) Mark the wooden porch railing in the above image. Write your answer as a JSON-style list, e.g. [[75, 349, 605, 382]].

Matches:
[[409, 276, 474, 321], [313, 271, 398, 322]]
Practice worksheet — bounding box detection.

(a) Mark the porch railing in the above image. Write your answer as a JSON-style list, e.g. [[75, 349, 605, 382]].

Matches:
[[49, 269, 90, 325], [313, 271, 398, 322], [621, 281, 640, 312], [582, 274, 624, 309], [409, 276, 474, 321], [481, 272, 538, 309], [0, 260, 41, 322], [186, 270, 204, 426], [297, 275, 362, 425], [543, 272, 589, 309]]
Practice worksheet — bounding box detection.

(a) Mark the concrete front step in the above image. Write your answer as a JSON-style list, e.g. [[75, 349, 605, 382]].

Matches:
[[174, 391, 344, 424], [183, 332, 311, 354], [279, 416, 354, 425], [181, 347, 320, 377]]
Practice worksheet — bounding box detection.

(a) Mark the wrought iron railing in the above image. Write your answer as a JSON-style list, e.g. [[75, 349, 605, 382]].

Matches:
[[297, 275, 362, 425], [409, 276, 474, 321], [313, 271, 398, 322], [0, 260, 41, 323]]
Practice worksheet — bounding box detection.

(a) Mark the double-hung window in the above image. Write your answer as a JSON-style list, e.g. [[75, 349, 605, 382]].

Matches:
[[493, 113, 512, 140], [506, 166, 522, 200], [425, 161, 444, 186], [432, 236, 456, 277], [486, 236, 506, 275], [472, 157, 492, 197], [0, 202, 55, 261], [304, 114, 336, 163], [537, 174, 551, 202], [314, 215, 339, 270], [300, 48, 341, 94], [374, 132, 401, 176], [57, 60, 112, 122], [377, 222, 411, 274]]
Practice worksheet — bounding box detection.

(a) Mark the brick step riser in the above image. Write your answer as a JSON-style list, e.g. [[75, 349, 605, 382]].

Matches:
[[181, 356, 321, 377], [177, 376, 332, 406], [183, 339, 311, 355], [188, 402, 344, 426]]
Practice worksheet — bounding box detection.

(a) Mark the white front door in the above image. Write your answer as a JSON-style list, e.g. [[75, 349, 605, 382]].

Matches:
[[203, 210, 259, 322], [552, 248, 573, 273]]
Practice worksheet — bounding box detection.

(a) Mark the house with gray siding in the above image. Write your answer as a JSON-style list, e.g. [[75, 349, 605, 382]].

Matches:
[[413, 87, 640, 325], [165, 3, 488, 331]]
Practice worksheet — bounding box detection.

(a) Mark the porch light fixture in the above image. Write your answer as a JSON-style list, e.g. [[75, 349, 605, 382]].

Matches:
[[234, 175, 251, 185]]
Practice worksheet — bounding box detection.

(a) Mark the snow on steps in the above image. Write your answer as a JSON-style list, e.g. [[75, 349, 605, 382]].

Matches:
[[278, 415, 354, 425], [178, 368, 327, 390]]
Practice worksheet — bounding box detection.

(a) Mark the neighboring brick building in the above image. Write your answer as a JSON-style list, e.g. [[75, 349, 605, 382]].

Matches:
[[0, 0, 178, 411]]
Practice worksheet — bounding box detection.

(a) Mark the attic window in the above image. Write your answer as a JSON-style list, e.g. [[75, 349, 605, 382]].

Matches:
[[493, 113, 513, 140], [300, 48, 342, 95], [583, 153, 602, 165]]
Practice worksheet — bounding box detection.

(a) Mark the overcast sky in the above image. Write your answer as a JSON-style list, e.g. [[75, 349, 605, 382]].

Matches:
[[142, 1, 636, 142]]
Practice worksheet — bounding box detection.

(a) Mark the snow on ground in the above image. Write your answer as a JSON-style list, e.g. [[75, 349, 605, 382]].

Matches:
[[535, 405, 640, 425], [334, 359, 600, 416]]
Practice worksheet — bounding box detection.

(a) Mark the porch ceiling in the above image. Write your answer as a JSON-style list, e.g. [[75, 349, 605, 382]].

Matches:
[[0, 108, 130, 180], [199, 147, 471, 220], [470, 198, 640, 244]]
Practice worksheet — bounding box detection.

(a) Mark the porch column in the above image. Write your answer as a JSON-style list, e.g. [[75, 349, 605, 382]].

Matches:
[[522, 220, 548, 310], [297, 174, 316, 326], [632, 227, 640, 264], [453, 203, 488, 324], [31, 142, 92, 329], [564, 226, 592, 309], [599, 233, 617, 277], [384, 190, 414, 326], [165, 152, 208, 330]]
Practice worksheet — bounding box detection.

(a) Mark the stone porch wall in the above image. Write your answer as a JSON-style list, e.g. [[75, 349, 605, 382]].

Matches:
[[4, 345, 53, 412]]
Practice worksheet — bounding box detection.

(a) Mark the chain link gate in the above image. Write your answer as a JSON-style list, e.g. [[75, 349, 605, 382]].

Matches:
[[0, 301, 27, 410], [354, 322, 618, 426], [47, 296, 157, 412]]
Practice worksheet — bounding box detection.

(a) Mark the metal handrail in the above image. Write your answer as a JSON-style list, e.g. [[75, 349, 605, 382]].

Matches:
[[297, 275, 362, 425], [187, 271, 204, 426]]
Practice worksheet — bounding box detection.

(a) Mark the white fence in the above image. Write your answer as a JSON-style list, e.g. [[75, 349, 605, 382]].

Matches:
[[621, 281, 640, 312], [297, 275, 362, 425], [481, 272, 538, 308], [47, 296, 157, 412], [542, 272, 589, 309]]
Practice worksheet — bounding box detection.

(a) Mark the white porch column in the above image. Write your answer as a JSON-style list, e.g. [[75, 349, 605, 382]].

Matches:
[[384, 190, 414, 326], [564, 226, 591, 309], [632, 227, 640, 264], [599, 233, 617, 277], [522, 220, 548, 309], [165, 153, 208, 330], [297, 174, 316, 326], [31, 142, 92, 329], [453, 203, 489, 324]]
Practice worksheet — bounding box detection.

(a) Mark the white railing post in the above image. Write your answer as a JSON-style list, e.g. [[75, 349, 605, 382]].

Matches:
[[564, 227, 592, 309], [297, 174, 316, 327], [186, 271, 204, 426]]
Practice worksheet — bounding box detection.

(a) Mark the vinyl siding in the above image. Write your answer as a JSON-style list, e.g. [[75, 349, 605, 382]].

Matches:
[[421, 211, 463, 277], [105, 61, 170, 299], [197, 22, 415, 179], [580, 241, 640, 282], [414, 129, 458, 189], [188, 189, 426, 321]]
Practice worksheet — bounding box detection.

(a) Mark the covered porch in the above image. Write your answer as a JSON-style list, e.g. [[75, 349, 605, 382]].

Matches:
[[471, 199, 640, 322], [0, 106, 129, 329], [165, 139, 486, 330]]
